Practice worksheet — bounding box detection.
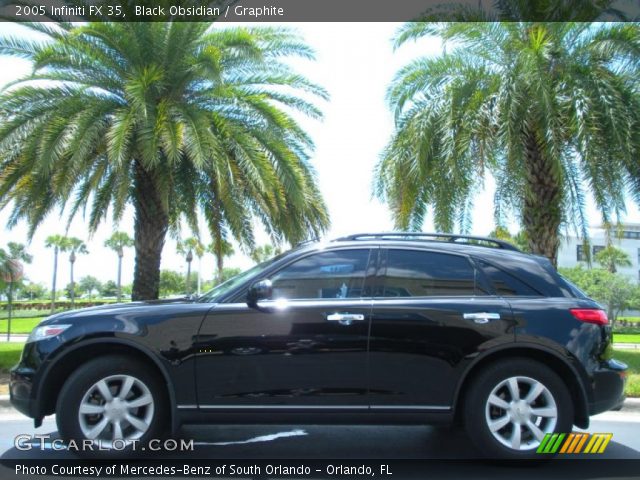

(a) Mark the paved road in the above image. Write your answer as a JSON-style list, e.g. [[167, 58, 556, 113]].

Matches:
[[0, 411, 639, 459], [0, 408, 638, 480]]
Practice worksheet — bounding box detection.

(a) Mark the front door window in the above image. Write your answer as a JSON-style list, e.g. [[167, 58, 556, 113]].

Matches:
[[270, 249, 371, 300]]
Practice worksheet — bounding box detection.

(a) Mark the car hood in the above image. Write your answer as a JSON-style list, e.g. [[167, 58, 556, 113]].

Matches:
[[40, 299, 214, 325]]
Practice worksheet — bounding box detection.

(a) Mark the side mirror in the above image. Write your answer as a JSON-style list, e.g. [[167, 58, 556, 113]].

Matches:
[[246, 279, 273, 310]]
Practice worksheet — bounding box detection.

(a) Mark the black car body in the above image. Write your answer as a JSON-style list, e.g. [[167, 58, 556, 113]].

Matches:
[[10, 233, 627, 458]]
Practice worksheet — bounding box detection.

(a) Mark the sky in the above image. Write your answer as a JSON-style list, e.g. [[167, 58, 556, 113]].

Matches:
[[0, 22, 638, 291]]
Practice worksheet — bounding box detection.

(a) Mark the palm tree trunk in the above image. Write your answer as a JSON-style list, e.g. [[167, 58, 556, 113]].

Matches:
[[132, 161, 168, 301], [186, 261, 192, 294], [6, 281, 13, 341], [216, 251, 224, 283], [117, 253, 123, 302], [197, 256, 202, 295], [50, 247, 58, 314], [70, 260, 75, 307], [522, 130, 562, 267], [212, 229, 224, 283]]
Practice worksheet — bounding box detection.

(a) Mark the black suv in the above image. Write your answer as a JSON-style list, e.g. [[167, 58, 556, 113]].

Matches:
[[10, 232, 627, 458]]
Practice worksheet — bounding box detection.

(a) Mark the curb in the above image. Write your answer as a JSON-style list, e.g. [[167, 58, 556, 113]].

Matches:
[[0, 335, 28, 343], [0, 394, 11, 412], [621, 397, 640, 414]]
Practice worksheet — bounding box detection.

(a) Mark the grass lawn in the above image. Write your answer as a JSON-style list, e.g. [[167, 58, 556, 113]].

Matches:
[[0, 317, 43, 335], [0, 343, 24, 373], [614, 333, 640, 344], [614, 349, 640, 398]]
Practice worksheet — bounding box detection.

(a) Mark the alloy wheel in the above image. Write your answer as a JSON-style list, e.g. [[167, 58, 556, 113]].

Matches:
[[484, 375, 558, 451], [77, 374, 154, 447]]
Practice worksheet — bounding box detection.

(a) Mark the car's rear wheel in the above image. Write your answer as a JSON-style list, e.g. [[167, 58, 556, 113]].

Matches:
[[463, 358, 573, 459], [56, 355, 167, 456]]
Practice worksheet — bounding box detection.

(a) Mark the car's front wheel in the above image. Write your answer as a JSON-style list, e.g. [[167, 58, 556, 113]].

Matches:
[[56, 355, 167, 456], [464, 358, 573, 459]]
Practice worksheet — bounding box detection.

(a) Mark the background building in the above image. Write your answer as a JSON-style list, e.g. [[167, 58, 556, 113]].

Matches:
[[557, 223, 640, 284]]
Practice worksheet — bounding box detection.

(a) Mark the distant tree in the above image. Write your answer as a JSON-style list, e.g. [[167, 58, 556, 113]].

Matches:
[[66, 238, 88, 307], [0, 243, 32, 339], [201, 267, 243, 292], [45, 234, 68, 313], [10, 278, 28, 300], [20, 282, 47, 300], [63, 283, 77, 299], [159, 270, 185, 297], [101, 280, 119, 298], [559, 266, 638, 325], [177, 238, 205, 295], [220, 267, 242, 283], [121, 284, 133, 297], [594, 245, 632, 273], [208, 239, 235, 283], [104, 232, 134, 302], [488, 227, 530, 253], [78, 276, 102, 298], [250, 244, 283, 264]]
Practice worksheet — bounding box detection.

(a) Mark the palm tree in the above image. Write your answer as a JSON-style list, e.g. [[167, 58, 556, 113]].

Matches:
[[0, 22, 329, 300], [488, 227, 530, 253], [0, 242, 32, 340], [250, 244, 282, 264], [595, 245, 632, 273], [45, 234, 68, 313], [65, 237, 88, 307], [377, 22, 640, 265], [177, 237, 205, 295], [207, 238, 234, 283], [104, 231, 134, 302]]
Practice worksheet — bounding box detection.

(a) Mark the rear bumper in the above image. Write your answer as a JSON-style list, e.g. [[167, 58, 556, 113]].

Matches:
[[589, 359, 627, 416]]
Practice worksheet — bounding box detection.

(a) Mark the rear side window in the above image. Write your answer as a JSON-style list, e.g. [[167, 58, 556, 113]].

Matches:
[[380, 250, 477, 297], [478, 261, 541, 297]]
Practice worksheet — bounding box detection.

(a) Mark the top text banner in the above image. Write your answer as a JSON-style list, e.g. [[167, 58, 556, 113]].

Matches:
[[1, 0, 640, 22]]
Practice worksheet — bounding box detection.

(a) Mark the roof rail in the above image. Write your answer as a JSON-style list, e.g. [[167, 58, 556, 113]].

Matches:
[[333, 232, 521, 252], [294, 237, 320, 247]]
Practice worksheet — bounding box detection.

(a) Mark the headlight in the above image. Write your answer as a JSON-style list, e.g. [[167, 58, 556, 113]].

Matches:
[[27, 325, 72, 343]]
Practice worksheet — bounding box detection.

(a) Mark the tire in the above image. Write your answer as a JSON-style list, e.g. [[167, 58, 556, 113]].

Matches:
[[463, 358, 573, 459], [56, 355, 168, 456]]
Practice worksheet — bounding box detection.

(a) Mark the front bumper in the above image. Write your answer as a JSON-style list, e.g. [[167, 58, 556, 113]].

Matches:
[[589, 358, 627, 415], [10, 364, 38, 418]]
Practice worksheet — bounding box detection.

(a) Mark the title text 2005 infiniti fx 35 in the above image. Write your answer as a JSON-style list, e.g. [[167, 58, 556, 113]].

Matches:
[[11, 233, 627, 459]]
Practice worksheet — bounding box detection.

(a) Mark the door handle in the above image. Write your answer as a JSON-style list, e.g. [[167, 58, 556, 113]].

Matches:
[[463, 312, 501, 324], [326, 313, 366, 322], [326, 313, 365, 326]]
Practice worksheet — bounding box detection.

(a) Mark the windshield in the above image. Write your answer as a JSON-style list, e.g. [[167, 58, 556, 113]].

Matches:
[[197, 263, 267, 303]]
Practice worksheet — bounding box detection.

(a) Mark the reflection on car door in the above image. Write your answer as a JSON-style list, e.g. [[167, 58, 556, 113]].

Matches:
[[194, 248, 377, 409], [368, 248, 515, 411]]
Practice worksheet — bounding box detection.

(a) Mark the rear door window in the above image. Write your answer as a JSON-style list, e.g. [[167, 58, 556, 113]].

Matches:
[[379, 249, 477, 297]]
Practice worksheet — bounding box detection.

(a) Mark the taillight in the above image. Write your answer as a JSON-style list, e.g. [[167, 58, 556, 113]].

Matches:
[[570, 309, 608, 326]]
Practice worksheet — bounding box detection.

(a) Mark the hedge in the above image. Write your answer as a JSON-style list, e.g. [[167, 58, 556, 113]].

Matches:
[[0, 300, 116, 311]]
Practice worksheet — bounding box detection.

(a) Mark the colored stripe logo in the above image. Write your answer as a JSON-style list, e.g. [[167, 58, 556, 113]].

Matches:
[[537, 433, 612, 454]]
